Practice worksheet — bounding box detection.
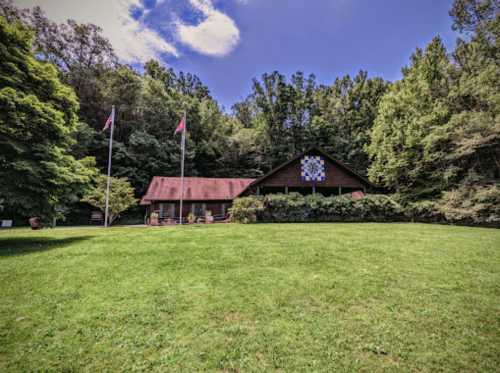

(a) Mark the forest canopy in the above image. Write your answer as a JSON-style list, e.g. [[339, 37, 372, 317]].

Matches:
[[0, 0, 498, 225]]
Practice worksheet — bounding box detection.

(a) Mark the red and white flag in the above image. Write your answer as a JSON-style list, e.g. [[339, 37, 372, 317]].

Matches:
[[175, 113, 187, 224], [174, 116, 185, 134], [103, 110, 114, 131]]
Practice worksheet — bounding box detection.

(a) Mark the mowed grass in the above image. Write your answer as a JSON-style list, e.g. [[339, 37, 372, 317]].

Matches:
[[0, 224, 499, 372]]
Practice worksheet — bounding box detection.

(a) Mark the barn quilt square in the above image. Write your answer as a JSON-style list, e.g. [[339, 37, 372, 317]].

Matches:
[[300, 156, 326, 182]]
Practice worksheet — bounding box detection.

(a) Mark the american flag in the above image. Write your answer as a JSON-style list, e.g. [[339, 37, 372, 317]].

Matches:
[[174, 116, 185, 134], [103, 110, 114, 131]]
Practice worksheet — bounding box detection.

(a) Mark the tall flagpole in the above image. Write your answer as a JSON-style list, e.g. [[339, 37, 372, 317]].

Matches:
[[179, 111, 186, 225], [104, 105, 115, 227], [179, 111, 187, 225]]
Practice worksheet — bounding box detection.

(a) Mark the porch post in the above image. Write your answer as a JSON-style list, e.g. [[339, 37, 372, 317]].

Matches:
[[256, 186, 260, 196], [338, 186, 342, 195], [285, 186, 288, 194], [312, 184, 316, 195]]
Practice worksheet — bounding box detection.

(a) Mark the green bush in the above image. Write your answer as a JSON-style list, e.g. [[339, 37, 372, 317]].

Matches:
[[438, 184, 500, 225], [305, 194, 355, 221], [231, 193, 405, 223], [260, 193, 308, 222], [397, 185, 500, 227], [231, 192, 500, 226], [229, 196, 264, 223], [355, 194, 404, 221], [404, 200, 444, 223]]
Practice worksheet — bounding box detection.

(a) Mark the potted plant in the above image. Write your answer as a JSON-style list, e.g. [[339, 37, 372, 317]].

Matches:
[[29, 217, 42, 230], [150, 211, 159, 226], [205, 210, 214, 224]]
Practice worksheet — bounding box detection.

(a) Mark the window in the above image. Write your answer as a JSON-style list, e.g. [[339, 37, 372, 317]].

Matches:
[[192, 203, 206, 217], [159, 203, 175, 218]]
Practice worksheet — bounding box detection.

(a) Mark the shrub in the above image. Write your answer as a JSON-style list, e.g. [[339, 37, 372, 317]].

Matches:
[[229, 196, 264, 223], [261, 193, 307, 222], [306, 194, 350, 221], [230, 191, 499, 226], [404, 200, 443, 223], [231, 193, 404, 223], [356, 194, 404, 221], [438, 184, 500, 225]]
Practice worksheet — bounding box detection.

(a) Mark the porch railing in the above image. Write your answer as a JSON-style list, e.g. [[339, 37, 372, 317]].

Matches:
[[148, 212, 229, 225]]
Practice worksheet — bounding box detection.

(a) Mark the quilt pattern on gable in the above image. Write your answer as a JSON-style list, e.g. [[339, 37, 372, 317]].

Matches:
[[300, 156, 326, 182]]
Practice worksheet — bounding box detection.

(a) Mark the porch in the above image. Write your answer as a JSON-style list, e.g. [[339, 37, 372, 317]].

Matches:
[[255, 185, 365, 196], [147, 200, 232, 224]]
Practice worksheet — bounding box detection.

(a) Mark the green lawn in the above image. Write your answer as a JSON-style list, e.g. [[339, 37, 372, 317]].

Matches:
[[0, 223, 499, 372]]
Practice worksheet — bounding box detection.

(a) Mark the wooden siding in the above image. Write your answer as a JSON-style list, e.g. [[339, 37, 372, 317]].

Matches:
[[253, 154, 366, 189]]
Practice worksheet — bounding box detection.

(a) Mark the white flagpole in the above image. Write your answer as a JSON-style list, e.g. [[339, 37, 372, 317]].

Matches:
[[104, 105, 115, 227], [179, 111, 186, 225]]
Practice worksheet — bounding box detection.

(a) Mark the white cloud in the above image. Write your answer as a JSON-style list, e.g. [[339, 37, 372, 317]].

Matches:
[[15, 0, 179, 63], [175, 0, 240, 57]]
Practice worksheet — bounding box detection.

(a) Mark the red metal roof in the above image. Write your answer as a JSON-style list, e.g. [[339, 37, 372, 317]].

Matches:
[[140, 177, 255, 205]]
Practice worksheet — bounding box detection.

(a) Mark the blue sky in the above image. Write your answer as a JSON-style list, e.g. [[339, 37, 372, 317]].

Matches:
[[19, 0, 458, 108]]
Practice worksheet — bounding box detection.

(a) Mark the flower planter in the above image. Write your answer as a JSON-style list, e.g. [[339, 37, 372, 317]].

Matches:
[[29, 217, 42, 230], [149, 212, 159, 226]]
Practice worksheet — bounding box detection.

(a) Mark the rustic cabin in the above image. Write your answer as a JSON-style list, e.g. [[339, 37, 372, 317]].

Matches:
[[140, 147, 373, 223], [241, 147, 372, 196], [140, 177, 254, 223]]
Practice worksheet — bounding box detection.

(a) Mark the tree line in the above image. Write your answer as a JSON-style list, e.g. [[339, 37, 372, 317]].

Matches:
[[0, 0, 498, 224]]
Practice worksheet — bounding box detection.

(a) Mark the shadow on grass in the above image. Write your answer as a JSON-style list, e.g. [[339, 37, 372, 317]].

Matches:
[[0, 236, 93, 257]]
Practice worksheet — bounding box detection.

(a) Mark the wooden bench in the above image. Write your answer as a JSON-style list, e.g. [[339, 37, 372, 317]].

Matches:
[[89, 211, 103, 224]]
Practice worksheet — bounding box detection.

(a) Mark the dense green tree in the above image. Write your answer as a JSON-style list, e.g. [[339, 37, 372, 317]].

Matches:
[[104, 66, 143, 142], [367, 37, 453, 199], [236, 70, 387, 175], [312, 71, 387, 173], [0, 16, 95, 220], [232, 98, 257, 129], [447, 0, 499, 180], [144, 59, 211, 100], [449, 0, 499, 34], [251, 71, 296, 166], [27, 7, 119, 133], [137, 68, 195, 179], [201, 113, 266, 178], [438, 0, 500, 220], [81, 175, 137, 225], [367, 0, 499, 223]]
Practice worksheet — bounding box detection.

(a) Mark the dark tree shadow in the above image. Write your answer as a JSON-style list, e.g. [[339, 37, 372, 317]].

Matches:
[[0, 236, 93, 257]]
